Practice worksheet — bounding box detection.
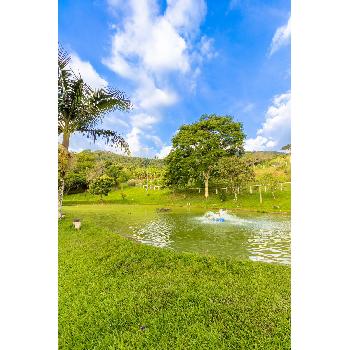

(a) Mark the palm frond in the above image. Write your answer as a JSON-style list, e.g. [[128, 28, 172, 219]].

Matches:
[[79, 128, 130, 154], [58, 44, 132, 153], [58, 44, 71, 70]]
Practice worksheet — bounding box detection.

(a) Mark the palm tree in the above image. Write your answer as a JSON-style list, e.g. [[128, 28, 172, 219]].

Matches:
[[58, 45, 132, 217]]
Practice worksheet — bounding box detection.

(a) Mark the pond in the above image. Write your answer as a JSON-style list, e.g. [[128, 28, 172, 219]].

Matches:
[[123, 207, 291, 265]]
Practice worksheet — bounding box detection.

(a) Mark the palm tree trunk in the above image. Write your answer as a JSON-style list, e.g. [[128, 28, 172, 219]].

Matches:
[[62, 132, 70, 149], [59, 132, 70, 219], [58, 178, 64, 218]]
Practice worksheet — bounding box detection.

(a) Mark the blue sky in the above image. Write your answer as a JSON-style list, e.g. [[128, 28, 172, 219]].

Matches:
[[59, 0, 290, 157]]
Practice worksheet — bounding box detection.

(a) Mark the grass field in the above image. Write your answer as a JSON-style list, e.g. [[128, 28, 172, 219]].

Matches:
[[63, 185, 291, 213], [59, 209, 291, 349]]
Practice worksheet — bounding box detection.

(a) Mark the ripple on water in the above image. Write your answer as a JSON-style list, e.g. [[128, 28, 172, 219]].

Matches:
[[130, 211, 290, 265]]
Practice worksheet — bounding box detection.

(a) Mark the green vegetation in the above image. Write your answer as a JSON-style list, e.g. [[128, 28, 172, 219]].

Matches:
[[64, 184, 290, 213], [58, 44, 290, 350], [59, 210, 290, 349], [218, 156, 255, 200], [88, 174, 115, 199], [58, 46, 131, 217], [165, 114, 245, 198], [63, 149, 291, 213]]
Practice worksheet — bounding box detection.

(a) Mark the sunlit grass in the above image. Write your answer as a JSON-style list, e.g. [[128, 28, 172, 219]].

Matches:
[[59, 209, 290, 349], [64, 185, 291, 213]]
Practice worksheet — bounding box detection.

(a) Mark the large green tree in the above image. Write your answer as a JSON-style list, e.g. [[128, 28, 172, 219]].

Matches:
[[165, 114, 245, 198], [58, 46, 132, 217]]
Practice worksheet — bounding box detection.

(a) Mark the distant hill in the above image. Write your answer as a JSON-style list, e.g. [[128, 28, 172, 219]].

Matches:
[[72, 150, 165, 168]]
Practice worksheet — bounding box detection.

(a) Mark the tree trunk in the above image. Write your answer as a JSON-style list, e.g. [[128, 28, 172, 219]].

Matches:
[[58, 178, 64, 219], [259, 186, 262, 204], [204, 173, 209, 198], [59, 133, 70, 219], [62, 132, 70, 149]]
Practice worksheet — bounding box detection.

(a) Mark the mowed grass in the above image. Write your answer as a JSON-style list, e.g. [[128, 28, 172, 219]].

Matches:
[[63, 185, 291, 213], [59, 208, 291, 349]]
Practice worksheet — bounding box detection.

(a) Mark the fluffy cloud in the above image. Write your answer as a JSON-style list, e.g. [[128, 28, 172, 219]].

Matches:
[[130, 113, 159, 129], [103, 0, 212, 156], [269, 16, 291, 56], [126, 113, 161, 155], [165, 0, 207, 36], [125, 127, 143, 154], [156, 145, 172, 159], [245, 91, 290, 151], [69, 53, 108, 89]]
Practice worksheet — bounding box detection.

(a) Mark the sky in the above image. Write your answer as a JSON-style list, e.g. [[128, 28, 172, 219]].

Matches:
[[59, 0, 290, 157]]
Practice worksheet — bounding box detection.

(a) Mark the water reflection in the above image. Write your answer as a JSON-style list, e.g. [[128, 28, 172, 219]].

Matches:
[[130, 210, 290, 265], [132, 218, 174, 248]]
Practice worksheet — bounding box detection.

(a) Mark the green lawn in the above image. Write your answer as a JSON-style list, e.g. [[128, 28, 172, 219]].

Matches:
[[63, 185, 291, 213], [59, 208, 291, 349]]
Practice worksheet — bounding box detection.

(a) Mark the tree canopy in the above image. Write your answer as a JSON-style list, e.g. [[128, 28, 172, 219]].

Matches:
[[281, 144, 291, 153], [218, 156, 255, 194], [165, 114, 245, 197]]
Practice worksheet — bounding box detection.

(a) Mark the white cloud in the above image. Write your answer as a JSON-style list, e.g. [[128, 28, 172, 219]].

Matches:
[[245, 91, 290, 151], [145, 135, 164, 148], [245, 136, 277, 151], [130, 113, 159, 129], [103, 0, 212, 157], [69, 53, 108, 89], [165, 0, 207, 36], [156, 145, 172, 159], [125, 127, 143, 154], [269, 16, 291, 56], [134, 76, 178, 109]]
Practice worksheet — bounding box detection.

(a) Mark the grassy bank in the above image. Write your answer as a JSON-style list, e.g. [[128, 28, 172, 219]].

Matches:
[[63, 185, 291, 213], [59, 210, 290, 349]]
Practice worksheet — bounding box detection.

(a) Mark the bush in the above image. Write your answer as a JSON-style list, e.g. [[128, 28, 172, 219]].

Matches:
[[64, 172, 87, 194], [88, 175, 114, 199], [219, 190, 227, 202]]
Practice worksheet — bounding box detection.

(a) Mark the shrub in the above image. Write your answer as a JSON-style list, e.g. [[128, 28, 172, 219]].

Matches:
[[64, 172, 87, 194], [88, 175, 114, 199], [219, 190, 227, 202]]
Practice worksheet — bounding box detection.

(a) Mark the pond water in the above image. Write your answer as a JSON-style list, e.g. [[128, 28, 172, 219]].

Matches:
[[124, 208, 290, 265]]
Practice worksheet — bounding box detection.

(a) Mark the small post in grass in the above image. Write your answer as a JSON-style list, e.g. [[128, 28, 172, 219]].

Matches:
[[73, 218, 81, 230]]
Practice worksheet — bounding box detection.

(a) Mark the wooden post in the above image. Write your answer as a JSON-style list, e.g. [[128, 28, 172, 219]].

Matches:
[[259, 186, 262, 204], [198, 188, 201, 193], [215, 188, 218, 194], [249, 186, 252, 194], [280, 183, 283, 191]]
